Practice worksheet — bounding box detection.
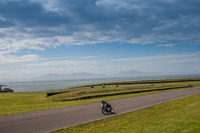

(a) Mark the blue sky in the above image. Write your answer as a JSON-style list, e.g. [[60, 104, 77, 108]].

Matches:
[[0, 0, 200, 80]]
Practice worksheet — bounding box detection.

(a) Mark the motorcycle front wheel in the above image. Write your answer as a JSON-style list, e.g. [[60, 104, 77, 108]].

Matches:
[[102, 108, 108, 115]]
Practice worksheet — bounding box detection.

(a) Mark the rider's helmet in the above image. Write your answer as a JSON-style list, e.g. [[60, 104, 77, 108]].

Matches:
[[101, 99, 104, 102]]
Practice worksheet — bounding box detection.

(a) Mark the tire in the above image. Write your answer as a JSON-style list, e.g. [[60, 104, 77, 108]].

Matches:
[[109, 107, 114, 114], [102, 108, 107, 115]]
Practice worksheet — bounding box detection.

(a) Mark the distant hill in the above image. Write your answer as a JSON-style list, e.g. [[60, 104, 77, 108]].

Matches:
[[113, 70, 158, 77], [37, 72, 106, 80], [33, 70, 159, 81]]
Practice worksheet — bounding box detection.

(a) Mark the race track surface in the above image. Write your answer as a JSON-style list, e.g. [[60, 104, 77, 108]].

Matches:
[[0, 87, 199, 133]]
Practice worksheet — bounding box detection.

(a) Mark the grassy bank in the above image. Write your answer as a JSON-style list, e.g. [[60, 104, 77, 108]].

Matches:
[[0, 79, 199, 116], [47, 85, 189, 101], [53, 93, 200, 133]]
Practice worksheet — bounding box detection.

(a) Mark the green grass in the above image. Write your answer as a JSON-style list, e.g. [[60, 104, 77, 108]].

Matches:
[[0, 92, 62, 115], [0, 79, 199, 116], [47, 85, 189, 101], [53, 93, 200, 133]]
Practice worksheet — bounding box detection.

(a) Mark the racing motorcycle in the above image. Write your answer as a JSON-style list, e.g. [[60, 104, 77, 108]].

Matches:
[[101, 100, 115, 115]]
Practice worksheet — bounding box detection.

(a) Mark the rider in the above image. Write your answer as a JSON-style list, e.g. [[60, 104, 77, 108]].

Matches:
[[101, 99, 109, 108], [101, 99, 114, 114]]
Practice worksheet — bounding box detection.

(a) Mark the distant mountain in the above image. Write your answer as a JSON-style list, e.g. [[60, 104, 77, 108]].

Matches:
[[30, 70, 159, 81], [113, 70, 159, 77], [37, 72, 107, 80]]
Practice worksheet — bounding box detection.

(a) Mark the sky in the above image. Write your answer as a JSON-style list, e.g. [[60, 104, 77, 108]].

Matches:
[[0, 0, 200, 80]]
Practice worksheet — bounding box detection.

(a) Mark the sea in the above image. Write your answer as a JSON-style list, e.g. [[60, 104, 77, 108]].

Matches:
[[1, 74, 200, 92]]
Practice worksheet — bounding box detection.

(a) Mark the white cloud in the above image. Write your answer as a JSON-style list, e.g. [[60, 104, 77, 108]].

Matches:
[[80, 55, 107, 59], [96, 0, 143, 11], [25, 60, 91, 67], [0, 54, 40, 64], [0, 36, 62, 53], [156, 44, 174, 48], [105, 52, 200, 62]]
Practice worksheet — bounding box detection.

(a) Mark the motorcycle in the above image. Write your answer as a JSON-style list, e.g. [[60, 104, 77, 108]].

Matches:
[[101, 102, 115, 115]]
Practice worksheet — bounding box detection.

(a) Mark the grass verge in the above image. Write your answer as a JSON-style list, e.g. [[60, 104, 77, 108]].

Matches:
[[53, 93, 200, 133]]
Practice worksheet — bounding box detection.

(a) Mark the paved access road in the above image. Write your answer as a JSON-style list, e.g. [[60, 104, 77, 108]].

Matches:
[[0, 87, 199, 133]]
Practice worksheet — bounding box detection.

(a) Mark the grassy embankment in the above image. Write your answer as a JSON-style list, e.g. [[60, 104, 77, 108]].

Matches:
[[0, 79, 199, 116], [53, 93, 200, 133], [47, 84, 189, 101]]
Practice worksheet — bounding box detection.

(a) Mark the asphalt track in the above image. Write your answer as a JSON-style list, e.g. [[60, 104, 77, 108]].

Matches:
[[0, 87, 199, 133]]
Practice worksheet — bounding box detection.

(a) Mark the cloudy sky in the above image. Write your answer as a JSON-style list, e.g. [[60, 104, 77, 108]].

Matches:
[[0, 0, 200, 80]]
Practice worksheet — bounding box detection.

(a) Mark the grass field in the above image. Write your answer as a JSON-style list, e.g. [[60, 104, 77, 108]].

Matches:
[[53, 93, 200, 133], [0, 79, 199, 116]]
